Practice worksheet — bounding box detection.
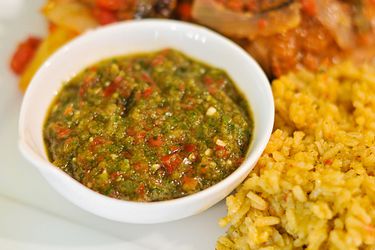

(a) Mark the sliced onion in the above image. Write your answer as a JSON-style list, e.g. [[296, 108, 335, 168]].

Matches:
[[43, 0, 99, 33], [315, 0, 355, 49], [191, 0, 301, 39]]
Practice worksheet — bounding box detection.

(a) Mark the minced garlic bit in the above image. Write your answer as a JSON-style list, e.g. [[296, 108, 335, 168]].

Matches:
[[151, 164, 161, 172], [216, 139, 226, 147], [205, 148, 213, 156], [206, 106, 217, 116], [188, 153, 197, 161], [183, 157, 192, 165]]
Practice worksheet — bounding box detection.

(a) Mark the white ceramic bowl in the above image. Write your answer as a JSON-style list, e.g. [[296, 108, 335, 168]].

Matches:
[[19, 19, 274, 224]]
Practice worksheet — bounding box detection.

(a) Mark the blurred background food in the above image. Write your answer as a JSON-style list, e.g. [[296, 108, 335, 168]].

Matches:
[[9, 0, 375, 91]]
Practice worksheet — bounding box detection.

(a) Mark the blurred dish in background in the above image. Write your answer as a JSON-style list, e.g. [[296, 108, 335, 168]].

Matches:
[[9, 0, 375, 91]]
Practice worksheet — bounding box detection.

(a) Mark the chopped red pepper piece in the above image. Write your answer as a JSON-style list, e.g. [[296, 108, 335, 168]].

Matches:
[[110, 171, 121, 180], [56, 127, 71, 139], [148, 135, 163, 147], [184, 143, 196, 153], [141, 72, 157, 87], [63, 105, 73, 116], [136, 183, 145, 196], [103, 81, 118, 97], [134, 162, 147, 173], [182, 176, 198, 191], [142, 87, 153, 98], [89, 136, 108, 151], [103, 76, 123, 97], [135, 131, 147, 144], [215, 145, 229, 159], [151, 55, 164, 66], [161, 153, 182, 174], [203, 75, 213, 85], [79, 80, 89, 97]]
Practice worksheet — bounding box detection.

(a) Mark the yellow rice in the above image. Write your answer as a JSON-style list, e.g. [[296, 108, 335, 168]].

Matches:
[[217, 62, 375, 250]]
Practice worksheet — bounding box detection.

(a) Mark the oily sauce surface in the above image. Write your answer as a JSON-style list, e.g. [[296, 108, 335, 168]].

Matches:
[[44, 49, 252, 201]]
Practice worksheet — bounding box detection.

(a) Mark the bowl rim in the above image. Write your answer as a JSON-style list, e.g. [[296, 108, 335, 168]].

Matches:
[[18, 19, 274, 209]]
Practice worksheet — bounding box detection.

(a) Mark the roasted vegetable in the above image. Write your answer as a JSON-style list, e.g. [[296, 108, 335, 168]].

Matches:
[[43, 0, 99, 33], [10, 37, 41, 75], [19, 27, 76, 92], [192, 0, 301, 39]]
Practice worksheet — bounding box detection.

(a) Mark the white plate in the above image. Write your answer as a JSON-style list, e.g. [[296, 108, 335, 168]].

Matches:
[[0, 1, 226, 249]]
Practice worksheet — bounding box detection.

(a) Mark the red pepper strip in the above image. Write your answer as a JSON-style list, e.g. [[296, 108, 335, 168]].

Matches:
[[63, 105, 73, 116], [103, 76, 123, 97], [141, 72, 157, 88], [56, 127, 71, 139], [10, 36, 41, 75]]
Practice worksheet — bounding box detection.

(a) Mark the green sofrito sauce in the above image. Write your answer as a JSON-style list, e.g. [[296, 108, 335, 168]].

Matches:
[[44, 49, 253, 202]]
